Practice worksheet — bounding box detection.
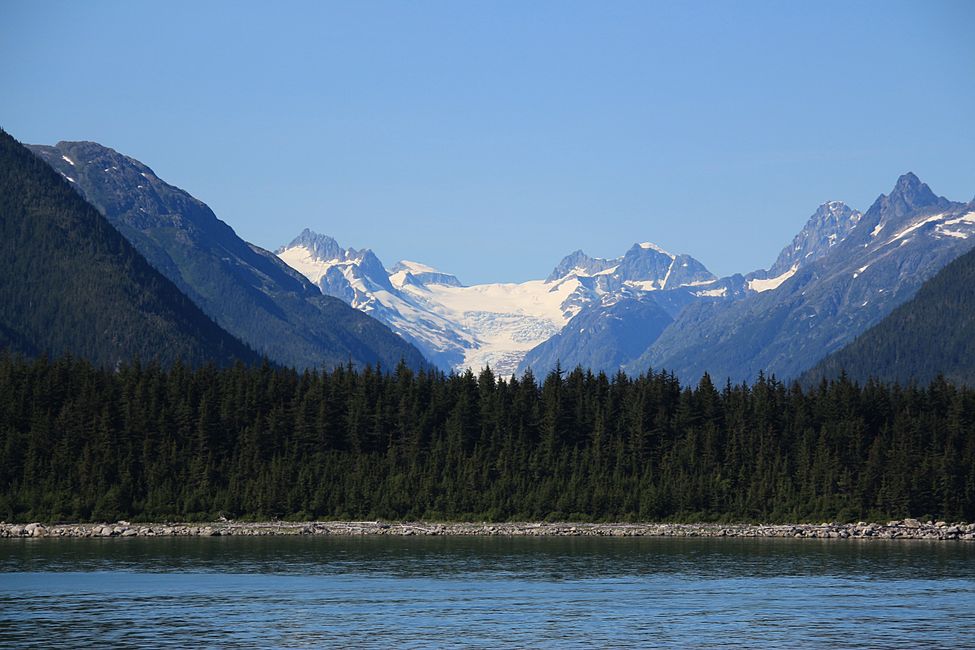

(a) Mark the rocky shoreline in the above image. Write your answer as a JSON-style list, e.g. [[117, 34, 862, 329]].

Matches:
[[2, 519, 973, 541]]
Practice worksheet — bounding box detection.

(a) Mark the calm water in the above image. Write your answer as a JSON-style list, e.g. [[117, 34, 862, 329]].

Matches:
[[1, 536, 974, 647]]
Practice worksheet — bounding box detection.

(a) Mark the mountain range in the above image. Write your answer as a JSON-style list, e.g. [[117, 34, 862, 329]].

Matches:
[[29, 141, 426, 371], [277, 174, 974, 384], [277, 232, 737, 374], [17, 134, 974, 385], [629, 173, 975, 382]]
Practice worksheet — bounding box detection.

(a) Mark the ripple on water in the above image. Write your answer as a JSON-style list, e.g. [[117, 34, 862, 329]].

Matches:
[[1, 536, 973, 647]]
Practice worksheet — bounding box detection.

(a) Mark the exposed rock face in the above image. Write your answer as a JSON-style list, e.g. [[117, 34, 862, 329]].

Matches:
[[632, 174, 975, 383], [766, 200, 862, 278]]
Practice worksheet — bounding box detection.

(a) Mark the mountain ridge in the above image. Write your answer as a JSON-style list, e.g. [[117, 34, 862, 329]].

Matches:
[[627, 173, 975, 383], [1, 129, 260, 367], [276, 174, 973, 381], [31, 141, 427, 371], [802, 213, 975, 387], [277, 230, 723, 374], [27, 140, 973, 384]]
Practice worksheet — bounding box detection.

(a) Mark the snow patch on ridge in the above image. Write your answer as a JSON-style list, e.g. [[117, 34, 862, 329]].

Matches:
[[624, 280, 663, 292], [748, 264, 798, 293], [890, 213, 945, 243], [277, 245, 332, 285], [638, 242, 674, 257], [393, 260, 439, 274], [694, 287, 727, 298]]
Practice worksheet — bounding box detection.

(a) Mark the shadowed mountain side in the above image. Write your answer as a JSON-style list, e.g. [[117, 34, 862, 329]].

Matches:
[[0, 129, 260, 367], [802, 242, 975, 387], [520, 298, 674, 374], [30, 141, 426, 371]]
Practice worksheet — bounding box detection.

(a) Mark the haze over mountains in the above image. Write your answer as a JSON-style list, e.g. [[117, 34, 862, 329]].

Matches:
[[16, 135, 975, 385]]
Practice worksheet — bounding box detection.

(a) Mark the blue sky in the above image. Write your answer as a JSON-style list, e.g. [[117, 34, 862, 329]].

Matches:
[[3, 1, 973, 284]]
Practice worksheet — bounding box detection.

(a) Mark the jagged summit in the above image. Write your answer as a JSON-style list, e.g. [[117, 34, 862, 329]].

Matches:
[[280, 228, 347, 260], [867, 172, 949, 221], [616, 243, 714, 288], [891, 171, 936, 204], [545, 241, 712, 289], [546, 250, 617, 282], [278, 230, 393, 292], [389, 260, 464, 288], [636, 241, 672, 256], [765, 200, 862, 277]]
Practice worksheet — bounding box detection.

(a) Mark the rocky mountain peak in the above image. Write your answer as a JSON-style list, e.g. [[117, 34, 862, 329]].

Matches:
[[880, 172, 944, 218], [616, 242, 713, 288], [767, 200, 862, 276], [278, 230, 394, 292], [389, 261, 464, 287], [546, 250, 617, 282], [279, 229, 346, 261]]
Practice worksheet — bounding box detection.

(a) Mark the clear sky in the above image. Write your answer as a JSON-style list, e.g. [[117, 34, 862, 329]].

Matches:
[[2, 1, 973, 284]]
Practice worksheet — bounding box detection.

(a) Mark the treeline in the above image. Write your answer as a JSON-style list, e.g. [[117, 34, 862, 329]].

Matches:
[[1, 353, 973, 524]]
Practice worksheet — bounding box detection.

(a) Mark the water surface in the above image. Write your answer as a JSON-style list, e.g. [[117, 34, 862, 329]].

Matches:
[[2, 536, 973, 647]]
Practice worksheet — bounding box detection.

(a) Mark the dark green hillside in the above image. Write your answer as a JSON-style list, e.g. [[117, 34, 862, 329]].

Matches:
[[805, 241, 975, 386], [30, 141, 427, 372], [0, 129, 260, 367]]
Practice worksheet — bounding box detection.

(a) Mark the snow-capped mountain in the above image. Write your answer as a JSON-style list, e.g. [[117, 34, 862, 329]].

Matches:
[[516, 243, 745, 374], [279, 231, 475, 370], [744, 200, 862, 293], [630, 173, 975, 382], [518, 178, 975, 381], [31, 139, 974, 384], [29, 141, 427, 372], [516, 200, 862, 375], [278, 232, 720, 374], [278, 172, 973, 382]]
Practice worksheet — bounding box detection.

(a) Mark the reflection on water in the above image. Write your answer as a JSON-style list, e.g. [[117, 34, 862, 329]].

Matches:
[[2, 537, 974, 647]]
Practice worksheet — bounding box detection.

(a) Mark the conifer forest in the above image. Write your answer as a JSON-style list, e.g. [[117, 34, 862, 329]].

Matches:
[[2, 353, 973, 524]]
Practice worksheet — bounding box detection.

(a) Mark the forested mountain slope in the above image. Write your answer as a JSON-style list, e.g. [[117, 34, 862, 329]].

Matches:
[[804, 244, 975, 386], [31, 141, 426, 371], [0, 129, 259, 367]]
